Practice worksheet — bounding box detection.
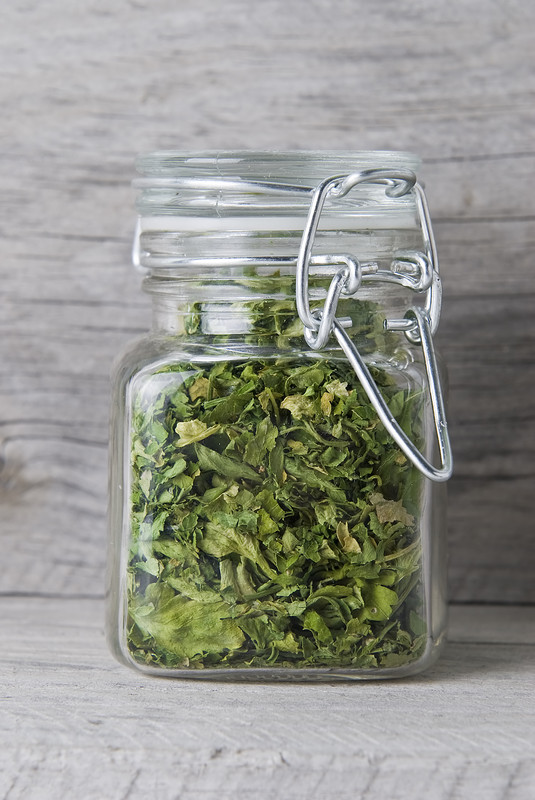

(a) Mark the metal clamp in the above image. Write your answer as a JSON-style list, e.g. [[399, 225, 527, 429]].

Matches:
[[295, 168, 452, 482]]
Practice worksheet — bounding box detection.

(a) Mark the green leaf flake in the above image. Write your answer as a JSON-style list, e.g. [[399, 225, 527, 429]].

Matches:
[[203, 389, 254, 424], [324, 379, 350, 398], [287, 600, 307, 616], [336, 521, 362, 554], [369, 492, 415, 526], [280, 394, 317, 419], [163, 458, 187, 479], [175, 420, 221, 446], [363, 585, 399, 621], [135, 556, 161, 577], [199, 522, 277, 580], [131, 595, 245, 659], [268, 442, 285, 486], [285, 458, 347, 504], [220, 558, 257, 598], [314, 502, 338, 528], [194, 443, 262, 484], [149, 420, 169, 445], [320, 392, 333, 416], [244, 416, 278, 467], [188, 376, 210, 401], [303, 610, 333, 645], [139, 469, 152, 499]]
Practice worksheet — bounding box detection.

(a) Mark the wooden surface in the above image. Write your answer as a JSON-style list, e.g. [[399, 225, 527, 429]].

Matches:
[[1, 1, 534, 603], [1, 3, 535, 794], [1, 599, 534, 799]]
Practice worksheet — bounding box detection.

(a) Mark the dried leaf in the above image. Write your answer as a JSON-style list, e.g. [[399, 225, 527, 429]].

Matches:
[[336, 521, 362, 554]]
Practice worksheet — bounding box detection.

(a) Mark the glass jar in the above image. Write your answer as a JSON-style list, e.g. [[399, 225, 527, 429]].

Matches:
[[107, 151, 452, 680]]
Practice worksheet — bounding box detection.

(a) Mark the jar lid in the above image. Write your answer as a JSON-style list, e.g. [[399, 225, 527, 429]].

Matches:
[[134, 150, 420, 229]]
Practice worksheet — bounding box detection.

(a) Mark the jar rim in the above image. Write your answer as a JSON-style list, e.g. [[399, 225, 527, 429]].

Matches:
[[136, 150, 421, 180], [134, 150, 422, 227]]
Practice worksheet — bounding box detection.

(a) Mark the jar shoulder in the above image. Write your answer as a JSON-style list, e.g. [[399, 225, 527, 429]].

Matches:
[[112, 334, 199, 389], [112, 332, 436, 396]]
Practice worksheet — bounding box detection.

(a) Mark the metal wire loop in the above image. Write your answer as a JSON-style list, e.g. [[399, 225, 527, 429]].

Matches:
[[330, 169, 417, 199], [296, 168, 418, 332], [295, 168, 452, 482], [333, 309, 453, 482], [302, 255, 378, 350]]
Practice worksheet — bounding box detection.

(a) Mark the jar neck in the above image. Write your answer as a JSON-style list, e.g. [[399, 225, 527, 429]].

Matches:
[[145, 272, 416, 360], [134, 151, 423, 275]]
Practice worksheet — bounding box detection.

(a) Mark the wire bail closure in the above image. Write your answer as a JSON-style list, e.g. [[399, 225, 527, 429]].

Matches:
[[295, 168, 453, 482]]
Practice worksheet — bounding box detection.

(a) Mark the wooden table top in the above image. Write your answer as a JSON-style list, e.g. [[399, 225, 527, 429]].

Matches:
[[2, 598, 534, 799]]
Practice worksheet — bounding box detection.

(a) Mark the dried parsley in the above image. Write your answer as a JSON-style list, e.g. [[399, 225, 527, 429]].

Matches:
[[126, 352, 428, 671]]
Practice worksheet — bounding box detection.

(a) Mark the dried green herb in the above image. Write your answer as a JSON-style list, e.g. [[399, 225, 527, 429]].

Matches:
[[126, 350, 427, 671]]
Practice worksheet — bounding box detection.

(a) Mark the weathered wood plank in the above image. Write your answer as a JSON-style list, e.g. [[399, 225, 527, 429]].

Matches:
[[1, 749, 533, 800], [448, 604, 535, 644], [2, 1, 535, 153], [1, 598, 534, 799], [1, 0, 534, 603]]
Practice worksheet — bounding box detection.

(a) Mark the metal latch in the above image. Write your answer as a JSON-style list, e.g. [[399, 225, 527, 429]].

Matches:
[[295, 168, 452, 482]]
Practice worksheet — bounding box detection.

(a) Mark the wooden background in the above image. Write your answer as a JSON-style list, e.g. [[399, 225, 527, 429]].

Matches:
[[1, 2, 535, 797], [2, 0, 534, 605]]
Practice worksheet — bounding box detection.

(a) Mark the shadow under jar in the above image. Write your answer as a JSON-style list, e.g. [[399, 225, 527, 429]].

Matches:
[[107, 151, 452, 680]]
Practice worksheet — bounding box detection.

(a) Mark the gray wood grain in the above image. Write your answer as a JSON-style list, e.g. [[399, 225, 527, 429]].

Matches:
[[1, 598, 534, 799], [1, 0, 535, 602]]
